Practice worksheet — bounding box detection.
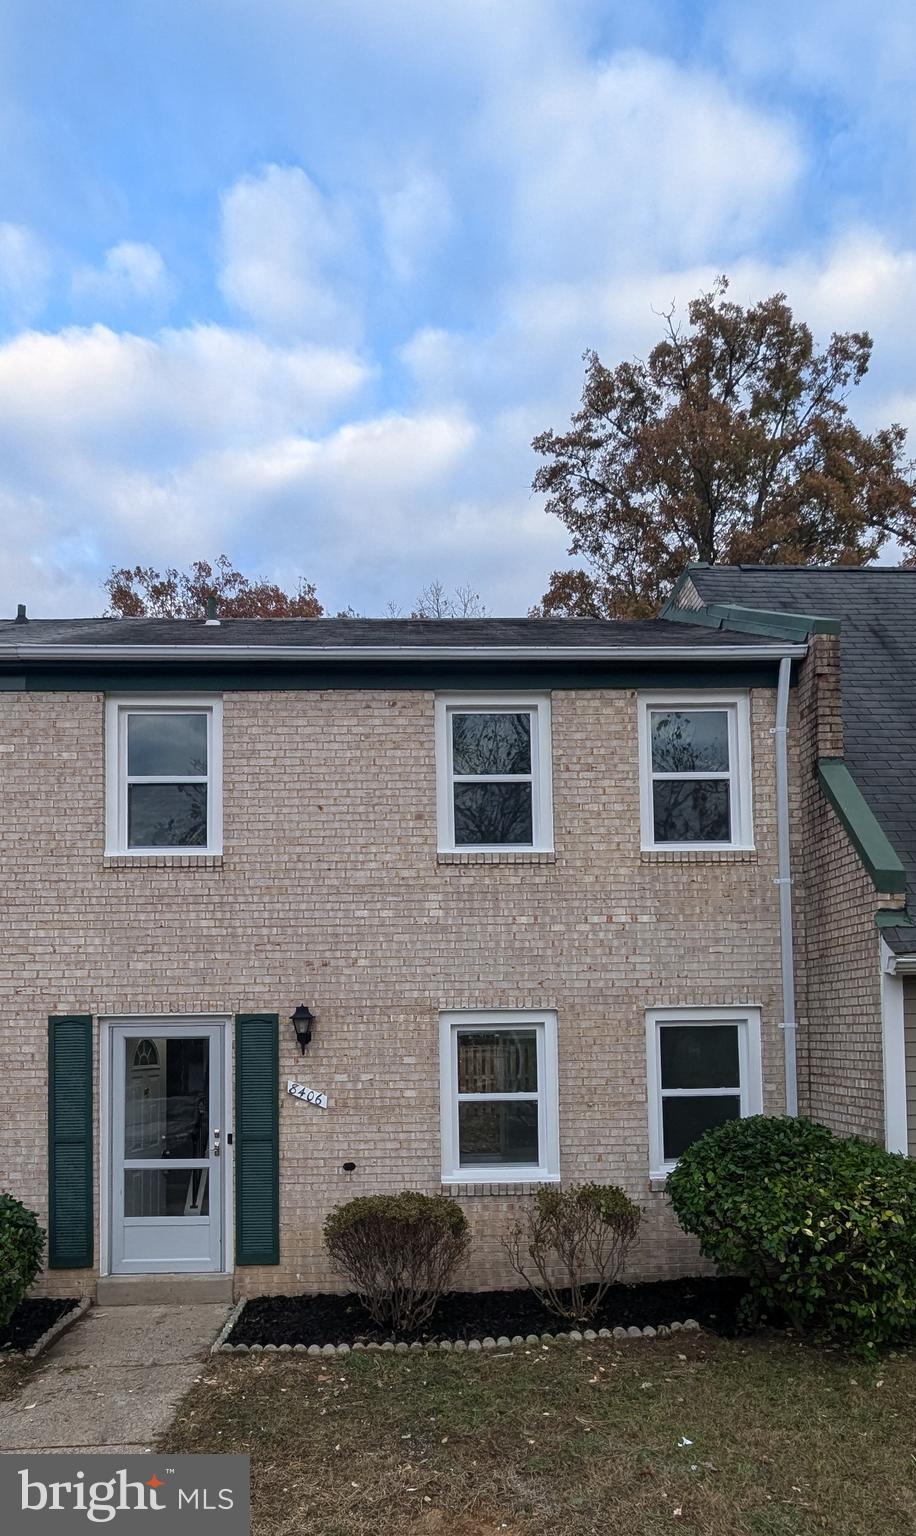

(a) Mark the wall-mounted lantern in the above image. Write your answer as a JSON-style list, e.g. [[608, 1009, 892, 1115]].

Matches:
[[290, 1004, 316, 1054]]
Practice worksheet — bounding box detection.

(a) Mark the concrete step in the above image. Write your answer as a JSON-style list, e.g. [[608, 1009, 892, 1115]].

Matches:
[[96, 1273, 235, 1306]]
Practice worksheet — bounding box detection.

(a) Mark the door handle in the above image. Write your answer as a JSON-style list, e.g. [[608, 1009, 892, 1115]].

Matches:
[[212, 1128, 221, 1158]]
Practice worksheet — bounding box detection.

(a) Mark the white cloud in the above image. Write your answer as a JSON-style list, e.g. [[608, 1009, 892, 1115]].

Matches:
[[0, 323, 370, 459], [0, 223, 51, 325], [219, 164, 361, 343], [72, 241, 172, 310], [483, 51, 804, 276], [379, 170, 453, 282]]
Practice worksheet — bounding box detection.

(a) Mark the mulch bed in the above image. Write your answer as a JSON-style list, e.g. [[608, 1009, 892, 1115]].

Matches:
[[0, 1297, 78, 1353], [229, 1275, 752, 1347]]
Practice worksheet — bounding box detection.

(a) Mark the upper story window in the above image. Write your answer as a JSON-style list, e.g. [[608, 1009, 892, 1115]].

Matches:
[[105, 697, 223, 855], [435, 695, 553, 853], [645, 1006, 763, 1177], [637, 692, 753, 851], [439, 1009, 560, 1183]]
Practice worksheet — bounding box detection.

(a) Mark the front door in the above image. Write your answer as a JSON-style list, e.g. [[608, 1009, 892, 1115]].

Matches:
[[110, 1023, 224, 1274]]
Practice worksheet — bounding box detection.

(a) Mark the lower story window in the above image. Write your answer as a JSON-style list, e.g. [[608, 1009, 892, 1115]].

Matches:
[[646, 1006, 763, 1176], [439, 1009, 559, 1183]]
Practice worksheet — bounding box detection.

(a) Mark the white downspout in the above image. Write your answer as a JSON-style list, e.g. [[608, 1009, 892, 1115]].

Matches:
[[774, 656, 798, 1116]]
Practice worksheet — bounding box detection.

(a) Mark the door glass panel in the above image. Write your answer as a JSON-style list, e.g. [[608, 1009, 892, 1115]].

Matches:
[[123, 1036, 209, 1159], [124, 1167, 210, 1218]]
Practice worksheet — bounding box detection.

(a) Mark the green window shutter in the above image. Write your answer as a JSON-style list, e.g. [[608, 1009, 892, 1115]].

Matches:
[[235, 1012, 279, 1265], [48, 1015, 93, 1269]]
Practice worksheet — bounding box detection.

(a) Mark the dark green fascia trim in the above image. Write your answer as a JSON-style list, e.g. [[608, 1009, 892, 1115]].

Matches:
[[818, 757, 907, 894], [706, 603, 839, 639], [663, 599, 839, 641], [875, 909, 915, 931], [0, 657, 787, 692]]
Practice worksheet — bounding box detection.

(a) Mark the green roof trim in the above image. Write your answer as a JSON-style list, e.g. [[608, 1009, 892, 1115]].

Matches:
[[875, 909, 915, 931], [661, 595, 839, 640], [818, 757, 907, 894], [707, 603, 839, 638]]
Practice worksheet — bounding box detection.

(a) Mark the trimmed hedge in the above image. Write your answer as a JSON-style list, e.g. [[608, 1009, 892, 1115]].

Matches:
[[323, 1193, 470, 1332], [667, 1115, 916, 1347], [0, 1192, 44, 1332]]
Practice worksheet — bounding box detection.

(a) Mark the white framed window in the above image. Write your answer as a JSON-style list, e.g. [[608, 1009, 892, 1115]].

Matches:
[[435, 694, 553, 852], [646, 1006, 763, 1177], [105, 696, 223, 855], [439, 1009, 560, 1183], [637, 691, 753, 850]]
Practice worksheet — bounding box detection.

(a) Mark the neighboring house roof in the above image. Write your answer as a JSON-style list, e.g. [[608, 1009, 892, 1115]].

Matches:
[[676, 564, 916, 951], [0, 615, 800, 655]]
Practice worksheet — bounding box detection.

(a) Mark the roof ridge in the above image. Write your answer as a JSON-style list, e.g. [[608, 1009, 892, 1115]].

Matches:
[[694, 563, 916, 574]]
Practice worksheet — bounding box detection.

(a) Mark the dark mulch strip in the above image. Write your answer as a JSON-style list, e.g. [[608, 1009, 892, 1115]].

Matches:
[[229, 1275, 752, 1347], [0, 1297, 78, 1353]]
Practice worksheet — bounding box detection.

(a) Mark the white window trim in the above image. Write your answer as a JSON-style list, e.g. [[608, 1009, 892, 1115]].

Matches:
[[105, 695, 223, 856], [435, 693, 554, 853], [645, 1005, 763, 1179], [439, 1008, 560, 1183], [637, 690, 754, 852]]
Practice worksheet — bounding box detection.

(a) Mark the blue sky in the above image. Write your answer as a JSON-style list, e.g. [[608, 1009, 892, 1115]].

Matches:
[[1, 0, 915, 616]]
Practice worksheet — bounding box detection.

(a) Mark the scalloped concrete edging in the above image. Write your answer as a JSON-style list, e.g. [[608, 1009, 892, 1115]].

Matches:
[[210, 1297, 248, 1354], [214, 1311, 702, 1356], [3, 1296, 92, 1361]]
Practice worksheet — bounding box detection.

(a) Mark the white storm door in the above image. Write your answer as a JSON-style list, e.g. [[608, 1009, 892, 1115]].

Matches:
[[110, 1024, 224, 1274]]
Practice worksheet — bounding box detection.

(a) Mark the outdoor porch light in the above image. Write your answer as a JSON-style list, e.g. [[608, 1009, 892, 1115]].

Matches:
[[291, 1004, 315, 1053]]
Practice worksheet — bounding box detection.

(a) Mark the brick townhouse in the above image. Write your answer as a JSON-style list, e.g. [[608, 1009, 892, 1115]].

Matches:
[[0, 582, 910, 1304]]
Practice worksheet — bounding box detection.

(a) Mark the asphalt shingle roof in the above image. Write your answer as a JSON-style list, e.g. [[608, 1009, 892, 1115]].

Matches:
[[0, 615, 783, 650], [688, 565, 916, 946]]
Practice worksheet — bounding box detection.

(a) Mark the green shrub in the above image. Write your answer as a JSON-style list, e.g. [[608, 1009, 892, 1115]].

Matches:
[[667, 1115, 916, 1346], [504, 1182, 642, 1322], [323, 1192, 470, 1332], [0, 1192, 44, 1333]]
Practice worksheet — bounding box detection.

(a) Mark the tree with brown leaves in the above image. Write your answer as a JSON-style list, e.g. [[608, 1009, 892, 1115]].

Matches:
[[532, 278, 916, 617], [104, 555, 324, 618]]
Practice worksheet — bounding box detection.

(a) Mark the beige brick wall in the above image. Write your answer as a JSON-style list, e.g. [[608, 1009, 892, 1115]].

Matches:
[[1, 684, 791, 1299]]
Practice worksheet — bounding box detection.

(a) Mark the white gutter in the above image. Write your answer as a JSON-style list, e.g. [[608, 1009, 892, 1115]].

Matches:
[[0, 642, 807, 662], [774, 656, 799, 1116]]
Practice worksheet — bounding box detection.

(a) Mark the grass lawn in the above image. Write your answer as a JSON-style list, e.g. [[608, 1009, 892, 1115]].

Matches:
[[163, 1333, 916, 1536]]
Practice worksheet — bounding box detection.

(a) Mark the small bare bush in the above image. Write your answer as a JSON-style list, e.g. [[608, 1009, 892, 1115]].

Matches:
[[323, 1192, 470, 1332], [504, 1183, 641, 1323]]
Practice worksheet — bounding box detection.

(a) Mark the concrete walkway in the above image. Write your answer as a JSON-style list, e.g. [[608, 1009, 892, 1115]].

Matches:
[[0, 1303, 228, 1453]]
